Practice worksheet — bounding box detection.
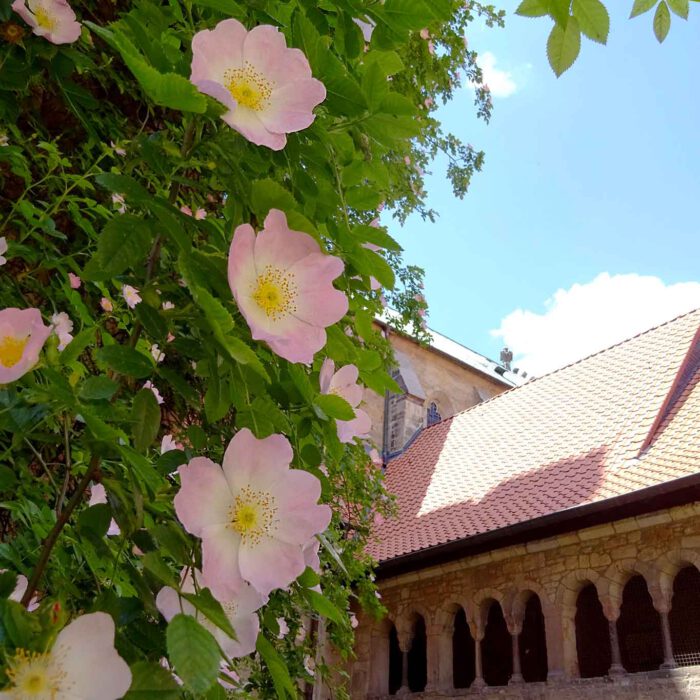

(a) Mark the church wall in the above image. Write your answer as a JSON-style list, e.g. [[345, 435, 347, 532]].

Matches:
[[349, 501, 700, 699], [363, 331, 509, 451]]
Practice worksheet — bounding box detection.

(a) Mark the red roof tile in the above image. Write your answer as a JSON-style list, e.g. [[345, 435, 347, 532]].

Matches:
[[369, 310, 700, 563]]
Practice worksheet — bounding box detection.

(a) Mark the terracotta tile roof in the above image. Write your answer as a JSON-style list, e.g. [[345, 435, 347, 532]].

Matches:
[[369, 310, 700, 563]]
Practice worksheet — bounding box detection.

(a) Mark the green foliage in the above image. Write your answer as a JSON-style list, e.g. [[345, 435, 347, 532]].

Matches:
[[0, 0, 504, 696], [517, 0, 697, 75]]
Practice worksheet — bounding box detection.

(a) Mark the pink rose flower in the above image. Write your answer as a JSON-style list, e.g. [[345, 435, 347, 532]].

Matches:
[[157, 568, 265, 660], [369, 448, 382, 468], [174, 428, 331, 598], [352, 17, 375, 42], [166, 332, 175, 343], [2, 612, 131, 698], [0, 308, 51, 383], [179, 205, 193, 217], [50, 312, 73, 352], [428, 40, 435, 55], [67, 272, 81, 289], [424, 96, 434, 108], [195, 208, 207, 220], [190, 19, 326, 150], [11, 0, 81, 45], [160, 434, 182, 454], [121, 284, 141, 309], [88, 483, 121, 536], [350, 612, 359, 629], [404, 155, 411, 165], [110, 141, 126, 157], [150, 343, 164, 363], [319, 359, 371, 443], [276, 617, 289, 639], [162, 301, 175, 311], [111, 193, 126, 213], [1, 570, 39, 611], [228, 209, 347, 364], [100, 297, 113, 313], [420, 28, 430, 40], [143, 381, 163, 405], [0, 237, 7, 266]]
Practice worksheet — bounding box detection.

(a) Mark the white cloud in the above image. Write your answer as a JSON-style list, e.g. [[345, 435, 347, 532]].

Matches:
[[474, 51, 518, 98], [491, 273, 700, 377]]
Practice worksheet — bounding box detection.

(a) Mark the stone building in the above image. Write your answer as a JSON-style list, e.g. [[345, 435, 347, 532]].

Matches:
[[350, 309, 700, 699], [365, 320, 522, 459]]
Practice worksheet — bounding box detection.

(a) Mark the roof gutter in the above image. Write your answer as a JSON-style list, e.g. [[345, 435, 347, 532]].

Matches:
[[376, 471, 700, 580]]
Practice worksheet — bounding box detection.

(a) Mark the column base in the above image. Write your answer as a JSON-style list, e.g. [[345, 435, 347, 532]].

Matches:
[[661, 661, 677, 670], [508, 673, 524, 685], [396, 686, 411, 697], [470, 677, 486, 690], [608, 663, 626, 677]]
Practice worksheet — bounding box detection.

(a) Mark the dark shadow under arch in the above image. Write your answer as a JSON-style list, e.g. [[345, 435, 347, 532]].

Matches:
[[452, 607, 476, 688], [575, 583, 611, 678], [520, 594, 548, 682], [388, 623, 402, 695], [669, 566, 700, 666], [482, 601, 512, 686], [407, 615, 427, 692], [617, 575, 664, 673]]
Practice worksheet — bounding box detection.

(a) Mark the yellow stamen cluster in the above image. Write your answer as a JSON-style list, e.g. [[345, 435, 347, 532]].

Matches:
[[230, 486, 278, 546], [251, 266, 297, 321], [33, 7, 56, 31], [5, 648, 66, 698], [0, 335, 28, 368], [224, 62, 273, 111]]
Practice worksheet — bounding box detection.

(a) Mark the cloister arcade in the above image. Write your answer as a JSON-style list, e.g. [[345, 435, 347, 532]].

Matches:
[[367, 552, 700, 696]]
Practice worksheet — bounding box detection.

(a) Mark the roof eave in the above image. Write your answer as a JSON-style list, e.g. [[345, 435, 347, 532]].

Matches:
[[376, 471, 700, 580]]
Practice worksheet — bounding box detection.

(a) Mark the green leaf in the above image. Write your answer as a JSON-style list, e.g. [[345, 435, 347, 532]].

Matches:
[[0, 572, 17, 600], [78, 503, 112, 539], [85, 215, 152, 281], [251, 179, 298, 219], [630, 0, 659, 17], [353, 224, 402, 253], [0, 466, 17, 492], [131, 388, 161, 452], [142, 551, 178, 587], [97, 346, 154, 379], [314, 394, 356, 421], [79, 376, 119, 401], [85, 23, 206, 113], [547, 0, 572, 25], [181, 587, 237, 640], [515, 0, 550, 16], [95, 173, 151, 202], [124, 661, 181, 699], [166, 615, 221, 694], [572, 0, 610, 42], [256, 635, 297, 700], [654, 0, 671, 40], [134, 303, 168, 340], [59, 327, 95, 366], [546, 16, 581, 77], [667, 0, 688, 17], [304, 589, 345, 625]]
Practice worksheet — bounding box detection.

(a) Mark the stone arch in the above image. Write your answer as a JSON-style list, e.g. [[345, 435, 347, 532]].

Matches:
[[508, 580, 554, 627], [473, 588, 506, 631], [394, 603, 432, 646], [657, 550, 700, 607], [435, 598, 474, 633], [424, 389, 454, 424], [555, 569, 605, 613], [603, 559, 662, 615]]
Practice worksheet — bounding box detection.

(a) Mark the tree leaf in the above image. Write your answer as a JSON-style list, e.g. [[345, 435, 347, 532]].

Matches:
[[79, 376, 119, 401], [85, 215, 152, 281], [303, 589, 345, 625], [124, 661, 181, 699], [546, 16, 581, 77], [630, 0, 659, 17], [251, 180, 298, 220], [132, 388, 161, 452], [78, 503, 112, 539], [166, 615, 220, 694], [653, 0, 671, 40], [515, 0, 550, 16], [572, 0, 610, 43], [97, 346, 154, 379], [667, 0, 688, 18], [314, 394, 356, 421], [256, 635, 297, 700], [181, 587, 237, 640], [547, 0, 572, 25]]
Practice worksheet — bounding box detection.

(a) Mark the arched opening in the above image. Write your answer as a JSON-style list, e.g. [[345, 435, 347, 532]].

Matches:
[[669, 566, 700, 666], [520, 594, 548, 682], [407, 614, 427, 692], [482, 601, 512, 686], [617, 575, 664, 673], [575, 583, 611, 678], [388, 623, 402, 695], [452, 607, 476, 688], [426, 401, 442, 426]]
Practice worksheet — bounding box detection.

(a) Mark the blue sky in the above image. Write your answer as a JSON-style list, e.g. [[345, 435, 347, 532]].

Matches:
[[392, 2, 700, 375]]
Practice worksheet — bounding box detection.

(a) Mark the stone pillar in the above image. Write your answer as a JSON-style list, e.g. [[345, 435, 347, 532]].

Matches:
[[506, 618, 523, 685], [544, 606, 566, 681], [608, 620, 625, 676], [659, 611, 676, 669], [471, 628, 486, 690], [396, 631, 413, 697], [436, 625, 454, 691], [424, 625, 442, 692]]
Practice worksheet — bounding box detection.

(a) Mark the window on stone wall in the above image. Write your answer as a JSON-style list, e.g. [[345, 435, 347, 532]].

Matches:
[[407, 615, 427, 692], [575, 584, 611, 678], [388, 623, 402, 695], [426, 401, 441, 426], [669, 566, 700, 667], [617, 575, 664, 673], [520, 594, 548, 682], [482, 601, 512, 686], [452, 607, 476, 688]]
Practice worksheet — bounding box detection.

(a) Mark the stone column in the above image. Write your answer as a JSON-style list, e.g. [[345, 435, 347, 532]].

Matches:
[[659, 611, 676, 669], [544, 606, 566, 681], [396, 631, 413, 697], [608, 620, 625, 676], [507, 619, 524, 685], [424, 624, 442, 692], [471, 627, 486, 690], [435, 624, 454, 692]]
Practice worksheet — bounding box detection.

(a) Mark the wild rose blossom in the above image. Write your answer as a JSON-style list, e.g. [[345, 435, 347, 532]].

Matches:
[[11, 0, 81, 45], [143, 381, 163, 405], [88, 483, 120, 536], [67, 272, 81, 289], [162, 301, 175, 311], [228, 209, 347, 364], [50, 312, 73, 351], [121, 285, 141, 309], [276, 617, 289, 639], [319, 359, 371, 443], [160, 434, 182, 454], [174, 428, 331, 597], [111, 193, 126, 213], [150, 343, 164, 363], [190, 19, 326, 150], [110, 141, 126, 157], [0, 238, 7, 267], [1, 612, 131, 698], [100, 297, 113, 313], [0, 135, 8, 148], [0, 308, 51, 384], [1, 570, 38, 611], [352, 17, 375, 43], [156, 568, 266, 659]]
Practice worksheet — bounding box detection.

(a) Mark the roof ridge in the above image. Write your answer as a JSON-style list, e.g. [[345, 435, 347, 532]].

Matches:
[[429, 307, 700, 429]]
